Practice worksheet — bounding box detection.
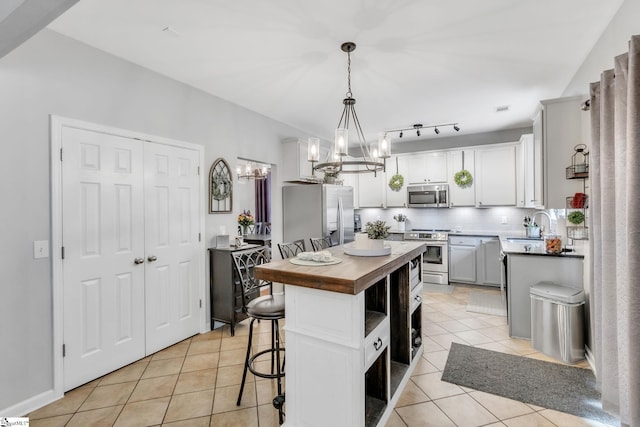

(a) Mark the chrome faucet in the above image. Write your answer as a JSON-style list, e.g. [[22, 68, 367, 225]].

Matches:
[[532, 211, 553, 236]]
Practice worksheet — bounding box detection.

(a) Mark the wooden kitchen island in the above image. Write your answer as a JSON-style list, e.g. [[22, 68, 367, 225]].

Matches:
[[255, 241, 425, 427]]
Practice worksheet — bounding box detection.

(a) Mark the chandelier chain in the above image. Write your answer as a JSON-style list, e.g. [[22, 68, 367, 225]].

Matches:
[[346, 50, 352, 98]]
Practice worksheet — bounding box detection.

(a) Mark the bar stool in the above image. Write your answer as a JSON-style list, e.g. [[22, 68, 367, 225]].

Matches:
[[309, 235, 334, 251], [277, 239, 306, 259], [231, 246, 285, 423]]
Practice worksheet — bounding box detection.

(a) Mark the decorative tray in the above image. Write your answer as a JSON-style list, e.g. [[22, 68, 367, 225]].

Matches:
[[289, 257, 342, 266], [343, 242, 392, 257]]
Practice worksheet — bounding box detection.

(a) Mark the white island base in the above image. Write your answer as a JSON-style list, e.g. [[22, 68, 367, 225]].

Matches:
[[285, 285, 424, 426], [255, 241, 426, 427]]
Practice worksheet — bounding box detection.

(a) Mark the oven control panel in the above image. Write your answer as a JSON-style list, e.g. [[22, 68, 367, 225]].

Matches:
[[404, 231, 448, 241]]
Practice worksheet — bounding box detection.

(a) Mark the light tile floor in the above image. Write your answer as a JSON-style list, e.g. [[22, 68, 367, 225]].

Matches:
[[27, 285, 612, 427]]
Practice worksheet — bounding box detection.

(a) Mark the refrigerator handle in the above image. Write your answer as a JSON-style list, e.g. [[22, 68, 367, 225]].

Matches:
[[337, 196, 344, 245]]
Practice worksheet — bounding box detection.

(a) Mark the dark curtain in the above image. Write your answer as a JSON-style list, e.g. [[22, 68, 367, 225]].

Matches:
[[254, 171, 271, 223]]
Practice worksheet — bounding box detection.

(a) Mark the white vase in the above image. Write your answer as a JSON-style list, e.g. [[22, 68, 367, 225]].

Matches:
[[367, 238, 384, 250], [397, 221, 406, 232]]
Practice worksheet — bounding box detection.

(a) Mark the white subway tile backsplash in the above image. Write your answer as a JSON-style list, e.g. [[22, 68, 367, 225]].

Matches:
[[356, 207, 540, 234]]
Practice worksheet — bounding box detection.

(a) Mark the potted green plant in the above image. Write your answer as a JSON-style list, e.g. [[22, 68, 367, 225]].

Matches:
[[323, 169, 342, 184], [362, 220, 391, 249], [393, 213, 407, 231]]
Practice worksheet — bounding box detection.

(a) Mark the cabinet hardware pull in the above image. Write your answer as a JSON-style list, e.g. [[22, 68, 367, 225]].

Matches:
[[147, 255, 158, 262], [415, 295, 422, 303], [373, 337, 383, 350], [134, 257, 144, 264]]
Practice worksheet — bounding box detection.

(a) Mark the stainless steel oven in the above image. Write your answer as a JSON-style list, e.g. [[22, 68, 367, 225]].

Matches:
[[404, 230, 449, 285]]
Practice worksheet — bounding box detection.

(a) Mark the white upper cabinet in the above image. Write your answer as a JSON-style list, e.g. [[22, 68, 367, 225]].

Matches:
[[281, 137, 326, 181], [535, 96, 586, 209], [516, 133, 543, 208], [341, 173, 359, 208], [476, 144, 517, 207], [358, 170, 385, 208], [405, 151, 447, 184], [447, 150, 476, 207], [405, 153, 427, 184], [385, 156, 408, 207], [425, 152, 448, 182]]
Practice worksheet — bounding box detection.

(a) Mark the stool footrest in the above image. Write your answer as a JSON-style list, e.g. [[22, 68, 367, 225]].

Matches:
[[247, 348, 286, 380]]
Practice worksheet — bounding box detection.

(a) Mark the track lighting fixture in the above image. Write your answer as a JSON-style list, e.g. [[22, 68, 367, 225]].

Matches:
[[386, 122, 460, 138]]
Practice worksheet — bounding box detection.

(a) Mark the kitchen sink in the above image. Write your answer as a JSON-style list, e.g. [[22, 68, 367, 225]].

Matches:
[[505, 238, 543, 246]]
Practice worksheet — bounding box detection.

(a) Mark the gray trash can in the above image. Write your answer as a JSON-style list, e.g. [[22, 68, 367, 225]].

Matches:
[[530, 282, 585, 363]]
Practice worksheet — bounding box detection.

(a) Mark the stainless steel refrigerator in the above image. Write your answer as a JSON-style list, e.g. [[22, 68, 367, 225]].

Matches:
[[283, 184, 355, 246]]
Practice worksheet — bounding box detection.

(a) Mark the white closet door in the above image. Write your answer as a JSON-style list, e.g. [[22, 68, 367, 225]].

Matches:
[[144, 142, 201, 354], [62, 127, 146, 390]]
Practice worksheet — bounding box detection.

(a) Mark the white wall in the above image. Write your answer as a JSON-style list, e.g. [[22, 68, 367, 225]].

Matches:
[[0, 29, 305, 412], [563, 0, 640, 96]]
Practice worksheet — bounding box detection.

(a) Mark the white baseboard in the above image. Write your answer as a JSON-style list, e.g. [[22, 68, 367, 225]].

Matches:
[[1, 388, 63, 418], [585, 345, 597, 376]]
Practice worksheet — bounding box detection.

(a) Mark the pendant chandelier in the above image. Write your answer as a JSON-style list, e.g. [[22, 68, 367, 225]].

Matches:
[[236, 160, 269, 180], [309, 42, 389, 176]]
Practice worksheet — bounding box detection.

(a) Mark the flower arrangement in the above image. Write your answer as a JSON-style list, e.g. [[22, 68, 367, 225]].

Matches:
[[238, 210, 255, 227], [393, 213, 407, 222], [365, 220, 391, 240]]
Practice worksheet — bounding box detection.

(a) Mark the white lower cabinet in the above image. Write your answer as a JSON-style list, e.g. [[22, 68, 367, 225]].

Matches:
[[449, 237, 478, 283], [449, 236, 501, 287], [480, 238, 501, 285], [283, 255, 423, 426]]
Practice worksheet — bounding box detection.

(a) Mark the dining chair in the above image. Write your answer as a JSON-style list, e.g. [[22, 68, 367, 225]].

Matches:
[[263, 222, 272, 234], [254, 222, 263, 234], [310, 235, 334, 251], [231, 245, 285, 423], [277, 239, 306, 259]]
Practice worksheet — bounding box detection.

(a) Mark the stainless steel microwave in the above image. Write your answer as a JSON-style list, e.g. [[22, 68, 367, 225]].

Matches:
[[407, 184, 450, 208]]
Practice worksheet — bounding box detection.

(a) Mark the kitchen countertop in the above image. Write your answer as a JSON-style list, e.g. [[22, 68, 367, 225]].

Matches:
[[499, 236, 584, 258], [447, 230, 585, 258], [255, 240, 426, 294]]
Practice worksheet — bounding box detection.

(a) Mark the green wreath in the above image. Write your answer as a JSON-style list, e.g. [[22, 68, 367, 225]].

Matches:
[[454, 169, 473, 188], [388, 174, 404, 192], [211, 172, 232, 201]]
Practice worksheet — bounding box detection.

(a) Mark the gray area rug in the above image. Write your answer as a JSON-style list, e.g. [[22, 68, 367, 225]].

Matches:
[[422, 283, 454, 294], [441, 343, 619, 426]]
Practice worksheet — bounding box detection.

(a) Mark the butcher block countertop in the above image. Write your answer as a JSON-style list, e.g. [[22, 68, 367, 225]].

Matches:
[[255, 240, 426, 295]]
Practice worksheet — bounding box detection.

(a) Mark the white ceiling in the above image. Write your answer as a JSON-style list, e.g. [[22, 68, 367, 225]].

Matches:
[[47, 0, 623, 143]]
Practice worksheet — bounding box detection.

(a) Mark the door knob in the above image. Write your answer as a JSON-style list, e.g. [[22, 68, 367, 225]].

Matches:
[[147, 255, 158, 262], [134, 257, 144, 264]]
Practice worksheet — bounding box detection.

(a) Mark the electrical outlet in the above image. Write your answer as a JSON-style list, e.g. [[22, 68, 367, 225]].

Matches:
[[501, 216, 508, 224], [34, 240, 49, 259]]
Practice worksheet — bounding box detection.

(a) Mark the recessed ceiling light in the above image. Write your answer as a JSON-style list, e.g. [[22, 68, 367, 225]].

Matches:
[[496, 105, 510, 112]]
